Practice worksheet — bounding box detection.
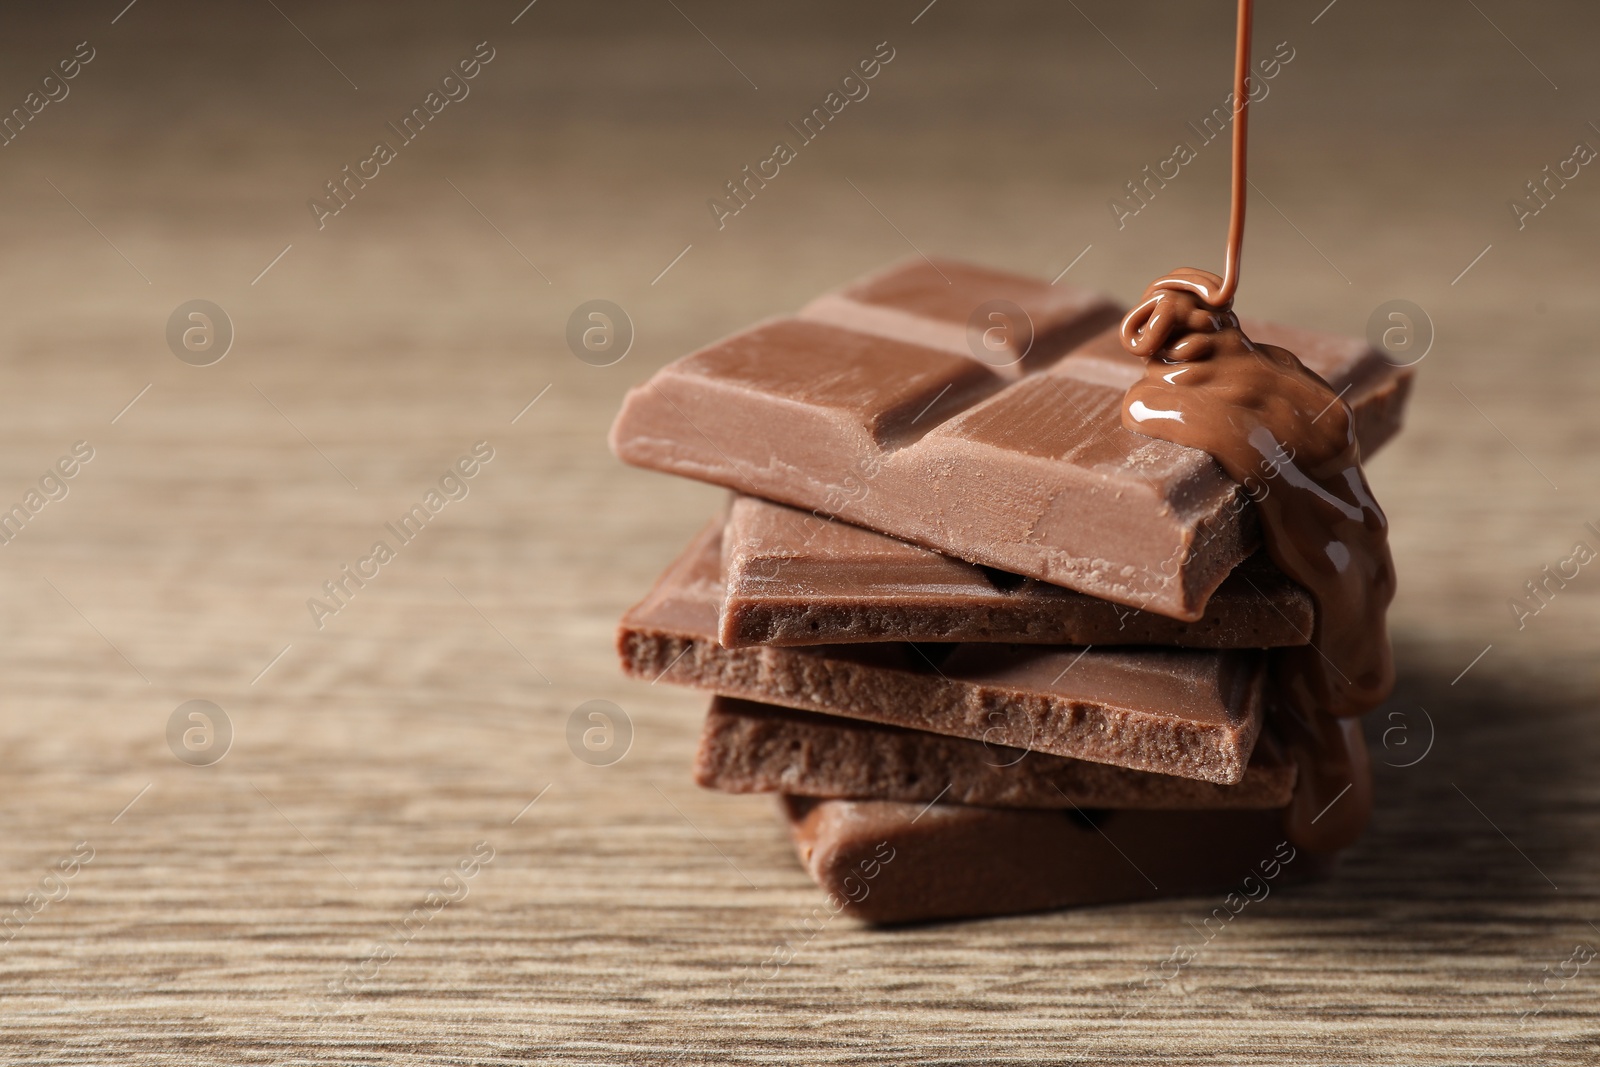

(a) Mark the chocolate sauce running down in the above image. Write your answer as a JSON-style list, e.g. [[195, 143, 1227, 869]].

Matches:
[[1117, 0, 1396, 852]]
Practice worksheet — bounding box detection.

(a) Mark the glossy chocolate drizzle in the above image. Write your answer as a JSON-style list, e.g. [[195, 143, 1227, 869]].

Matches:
[[1117, 0, 1395, 852]]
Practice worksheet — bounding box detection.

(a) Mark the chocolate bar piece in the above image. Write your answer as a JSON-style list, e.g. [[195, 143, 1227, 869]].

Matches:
[[610, 258, 1413, 620], [719, 495, 1314, 648], [784, 796, 1332, 924], [620, 519, 1264, 784], [697, 696, 1296, 809]]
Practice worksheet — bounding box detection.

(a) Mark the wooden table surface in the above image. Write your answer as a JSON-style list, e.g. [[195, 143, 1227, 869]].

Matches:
[[2, 2, 1598, 1062]]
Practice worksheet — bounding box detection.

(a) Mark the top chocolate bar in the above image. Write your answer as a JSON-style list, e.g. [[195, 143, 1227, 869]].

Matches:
[[610, 258, 1413, 620]]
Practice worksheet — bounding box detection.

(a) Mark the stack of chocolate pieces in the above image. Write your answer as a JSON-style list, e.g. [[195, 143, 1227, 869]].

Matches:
[[611, 259, 1413, 923]]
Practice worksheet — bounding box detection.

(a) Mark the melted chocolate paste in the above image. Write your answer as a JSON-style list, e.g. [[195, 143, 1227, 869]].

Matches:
[[1117, 0, 1395, 852]]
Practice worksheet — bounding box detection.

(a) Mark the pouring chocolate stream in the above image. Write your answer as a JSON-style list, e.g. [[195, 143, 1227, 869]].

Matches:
[[1118, 0, 1396, 851]]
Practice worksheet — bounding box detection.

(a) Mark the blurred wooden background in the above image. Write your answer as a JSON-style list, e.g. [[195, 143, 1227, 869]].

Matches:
[[0, 1, 1596, 1062]]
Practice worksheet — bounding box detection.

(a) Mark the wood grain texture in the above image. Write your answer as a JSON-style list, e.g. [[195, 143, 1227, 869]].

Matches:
[[0, 2, 1598, 1063]]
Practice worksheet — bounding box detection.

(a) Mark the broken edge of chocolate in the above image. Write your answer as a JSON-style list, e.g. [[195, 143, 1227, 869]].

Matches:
[[696, 696, 1296, 810]]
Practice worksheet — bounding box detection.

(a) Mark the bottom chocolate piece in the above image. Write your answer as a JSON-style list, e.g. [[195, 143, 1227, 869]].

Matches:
[[783, 796, 1334, 924]]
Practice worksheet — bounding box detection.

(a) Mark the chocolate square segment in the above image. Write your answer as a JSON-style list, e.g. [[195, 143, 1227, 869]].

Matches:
[[675, 319, 1001, 448], [611, 259, 1413, 620], [798, 256, 1124, 377]]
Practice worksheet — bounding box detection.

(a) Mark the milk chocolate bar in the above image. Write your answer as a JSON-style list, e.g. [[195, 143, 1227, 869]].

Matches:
[[784, 796, 1331, 924], [719, 495, 1314, 648], [610, 258, 1413, 620], [697, 696, 1295, 809], [619, 520, 1264, 784]]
